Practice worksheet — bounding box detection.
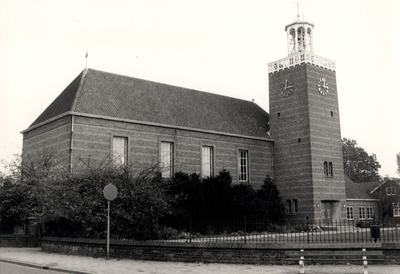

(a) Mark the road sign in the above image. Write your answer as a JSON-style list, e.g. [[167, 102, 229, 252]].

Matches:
[[102, 183, 118, 260], [103, 183, 118, 201]]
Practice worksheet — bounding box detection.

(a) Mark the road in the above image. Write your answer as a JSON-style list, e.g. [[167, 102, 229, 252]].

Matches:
[[0, 261, 64, 274]]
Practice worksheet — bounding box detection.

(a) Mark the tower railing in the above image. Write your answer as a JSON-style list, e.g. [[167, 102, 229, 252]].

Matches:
[[268, 52, 336, 74]]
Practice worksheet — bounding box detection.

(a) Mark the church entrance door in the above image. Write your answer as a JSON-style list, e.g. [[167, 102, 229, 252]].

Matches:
[[321, 201, 340, 224]]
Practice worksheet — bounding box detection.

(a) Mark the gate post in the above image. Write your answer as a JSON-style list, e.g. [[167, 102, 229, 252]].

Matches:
[[362, 248, 368, 274], [299, 249, 305, 274]]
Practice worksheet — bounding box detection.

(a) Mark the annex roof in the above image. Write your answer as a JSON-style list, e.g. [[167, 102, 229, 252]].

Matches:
[[369, 178, 400, 195], [27, 69, 270, 139], [345, 176, 380, 200]]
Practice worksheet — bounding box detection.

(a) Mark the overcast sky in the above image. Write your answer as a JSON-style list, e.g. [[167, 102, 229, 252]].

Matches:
[[1, 0, 399, 177]]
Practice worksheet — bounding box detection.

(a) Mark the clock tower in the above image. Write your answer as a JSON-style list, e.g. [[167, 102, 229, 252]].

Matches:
[[268, 15, 346, 223]]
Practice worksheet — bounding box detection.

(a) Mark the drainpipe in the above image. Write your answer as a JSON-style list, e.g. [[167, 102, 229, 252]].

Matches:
[[70, 115, 74, 173]]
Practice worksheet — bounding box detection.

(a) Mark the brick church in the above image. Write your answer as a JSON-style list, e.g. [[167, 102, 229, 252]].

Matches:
[[22, 17, 348, 222]]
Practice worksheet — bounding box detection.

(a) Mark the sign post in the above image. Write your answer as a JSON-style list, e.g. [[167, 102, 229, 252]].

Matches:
[[102, 183, 118, 260]]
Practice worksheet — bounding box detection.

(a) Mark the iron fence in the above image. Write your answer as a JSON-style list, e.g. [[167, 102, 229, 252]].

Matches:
[[133, 218, 400, 244]]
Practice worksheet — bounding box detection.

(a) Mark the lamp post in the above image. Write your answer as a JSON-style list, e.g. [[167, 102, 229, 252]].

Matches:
[[103, 183, 118, 260]]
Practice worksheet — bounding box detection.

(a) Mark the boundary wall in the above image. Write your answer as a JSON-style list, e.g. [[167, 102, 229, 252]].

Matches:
[[40, 237, 400, 265], [0, 235, 29, 247]]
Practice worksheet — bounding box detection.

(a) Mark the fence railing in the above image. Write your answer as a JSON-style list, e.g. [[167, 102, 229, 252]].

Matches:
[[135, 218, 400, 244]]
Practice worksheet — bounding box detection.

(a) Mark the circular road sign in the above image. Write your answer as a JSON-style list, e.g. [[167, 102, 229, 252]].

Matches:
[[103, 183, 118, 201]]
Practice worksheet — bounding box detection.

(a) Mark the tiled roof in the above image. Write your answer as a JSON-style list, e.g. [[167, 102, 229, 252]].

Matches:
[[369, 178, 400, 195], [28, 69, 270, 139], [345, 176, 380, 200], [30, 71, 84, 126]]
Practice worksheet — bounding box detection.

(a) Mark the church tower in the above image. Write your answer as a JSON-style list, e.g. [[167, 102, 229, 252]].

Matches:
[[268, 13, 346, 223]]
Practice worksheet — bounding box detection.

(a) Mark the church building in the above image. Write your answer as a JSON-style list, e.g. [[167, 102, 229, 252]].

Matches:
[[22, 16, 346, 222]]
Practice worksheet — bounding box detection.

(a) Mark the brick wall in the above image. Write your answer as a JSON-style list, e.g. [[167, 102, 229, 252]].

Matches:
[[71, 115, 273, 188], [22, 115, 72, 169], [40, 237, 289, 264], [0, 234, 29, 247], [23, 114, 273, 189], [345, 200, 381, 223], [269, 63, 346, 221], [40, 237, 400, 265]]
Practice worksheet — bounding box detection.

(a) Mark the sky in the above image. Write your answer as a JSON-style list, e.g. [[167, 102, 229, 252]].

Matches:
[[1, 0, 399, 177]]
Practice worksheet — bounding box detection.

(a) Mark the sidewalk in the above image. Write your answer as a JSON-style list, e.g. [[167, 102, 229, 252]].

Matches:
[[0, 248, 398, 274]]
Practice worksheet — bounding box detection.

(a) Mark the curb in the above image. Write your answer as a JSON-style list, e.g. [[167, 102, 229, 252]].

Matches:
[[0, 258, 91, 274]]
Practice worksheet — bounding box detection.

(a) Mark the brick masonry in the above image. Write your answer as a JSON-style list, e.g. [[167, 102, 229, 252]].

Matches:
[[23, 114, 274, 188], [22, 115, 72, 169], [0, 234, 29, 247], [269, 63, 346, 222], [40, 237, 400, 265]]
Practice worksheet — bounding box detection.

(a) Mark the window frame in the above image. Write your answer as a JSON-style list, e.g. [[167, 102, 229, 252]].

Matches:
[[359, 206, 366, 220], [346, 206, 354, 220], [386, 187, 397, 196], [201, 145, 214, 178], [366, 206, 373, 219], [287, 199, 298, 214], [112, 136, 128, 167], [393, 203, 400, 217], [160, 141, 174, 178], [238, 149, 249, 182], [324, 161, 333, 177], [287, 199, 292, 214]]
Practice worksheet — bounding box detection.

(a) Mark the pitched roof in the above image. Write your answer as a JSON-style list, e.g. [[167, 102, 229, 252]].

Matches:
[[369, 178, 400, 195], [345, 176, 380, 200], [28, 69, 270, 139]]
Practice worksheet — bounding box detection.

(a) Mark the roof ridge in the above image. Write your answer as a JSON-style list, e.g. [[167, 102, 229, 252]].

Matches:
[[71, 68, 89, 112]]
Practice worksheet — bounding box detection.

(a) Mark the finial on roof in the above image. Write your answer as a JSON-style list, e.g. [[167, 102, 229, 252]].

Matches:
[[85, 49, 88, 69]]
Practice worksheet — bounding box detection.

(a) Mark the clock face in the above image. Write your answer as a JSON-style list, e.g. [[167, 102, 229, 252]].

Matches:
[[317, 78, 329, 95], [280, 79, 294, 97]]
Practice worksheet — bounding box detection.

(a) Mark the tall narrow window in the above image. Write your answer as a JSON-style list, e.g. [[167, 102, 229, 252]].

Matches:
[[113, 136, 128, 166], [366, 206, 373, 219], [160, 141, 174, 178], [359, 207, 366, 220], [324, 161, 333, 177], [287, 199, 298, 214], [202, 146, 214, 178], [293, 199, 298, 213], [347, 206, 354, 220], [238, 150, 248, 182], [287, 200, 292, 213]]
